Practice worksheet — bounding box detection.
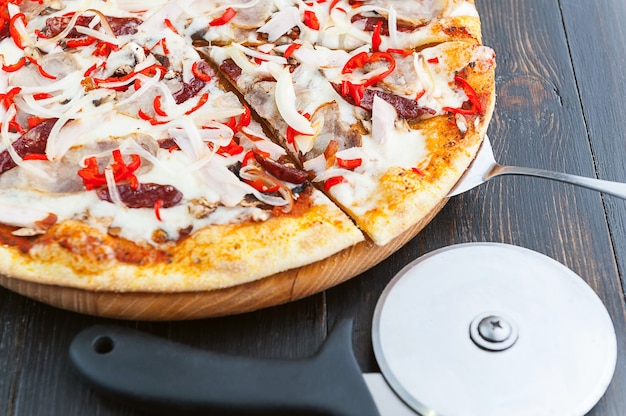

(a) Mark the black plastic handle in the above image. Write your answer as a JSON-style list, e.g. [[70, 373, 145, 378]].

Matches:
[[69, 320, 379, 416]]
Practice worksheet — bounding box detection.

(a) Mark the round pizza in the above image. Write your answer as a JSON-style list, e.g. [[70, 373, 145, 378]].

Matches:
[[0, 0, 495, 293]]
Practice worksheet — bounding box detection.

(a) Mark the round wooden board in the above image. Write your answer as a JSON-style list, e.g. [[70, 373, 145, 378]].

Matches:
[[0, 200, 447, 321]]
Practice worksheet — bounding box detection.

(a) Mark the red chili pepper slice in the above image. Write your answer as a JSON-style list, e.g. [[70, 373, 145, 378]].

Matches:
[[337, 157, 362, 169], [242, 149, 270, 167], [9, 13, 26, 49], [27, 116, 47, 128], [241, 150, 256, 167], [237, 104, 251, 129], [148, 38, 168, 55], [0, 87, 21, 109], [283, 43, 302, 59], [33, 92, 53, 100], [184, 92, 209, 115], [153, 96, 168, 117], [8, 120, 24, 134], [209, 7, 236, 26], [324, 175, 345, 191], [23, 153, 49, 161], [2, 57, 26, 72], [217, 138, 244, 156], [372, 21, 383, 52], [285, 111, 312, 150], [386, 48, 413, 57], [66, 36, 97, 48], [303, 10, 320, 30], [154, 199, 164, 221], [341, 51, 396, 87], [247, 178, 281, 193], [78, 151, 142, 191], [93, 41, 119, 57], [427, 57, 439, 64], [26, 57, 57, 80], [137, 108, 152, 121], [191, 61, 212, 82], [164, 18, 178, 34], [340, 80, 366, 106], [443, 75, 482, 116]]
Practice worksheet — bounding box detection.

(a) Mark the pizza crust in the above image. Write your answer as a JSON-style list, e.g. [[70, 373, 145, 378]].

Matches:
[[0, 198, 363, 292], [0, 0, 496, 297]]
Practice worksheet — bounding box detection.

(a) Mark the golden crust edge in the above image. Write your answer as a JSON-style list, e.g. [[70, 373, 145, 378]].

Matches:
[[0, 202, 364, 292]]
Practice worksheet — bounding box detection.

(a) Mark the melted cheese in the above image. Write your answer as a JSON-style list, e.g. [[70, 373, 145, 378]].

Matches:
[[0, 2, 310, 245]]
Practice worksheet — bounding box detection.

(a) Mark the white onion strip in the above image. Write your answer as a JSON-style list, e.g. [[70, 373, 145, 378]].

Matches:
[[104, 168, 125, 207], [44, 117, 70, 160], [275, 67, 315, 135], [239, 165, 289, 207], [34, 9, 117, 48], [16, 70, 83, 95], [112, 70, 164, 108], [233, 43, 287, 65], [75, 26, 122, 46]]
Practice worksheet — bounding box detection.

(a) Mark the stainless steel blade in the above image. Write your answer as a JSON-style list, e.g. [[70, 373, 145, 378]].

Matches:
[[447, 136, 626, 198], [447, 136, 497, 196], [362, 373, 416, 416]]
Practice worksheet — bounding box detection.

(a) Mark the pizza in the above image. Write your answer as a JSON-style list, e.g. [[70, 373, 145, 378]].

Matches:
[[0, 0, 495, 293]]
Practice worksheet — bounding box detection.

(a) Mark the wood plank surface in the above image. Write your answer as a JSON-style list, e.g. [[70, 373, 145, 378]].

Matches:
[[2, 0, 626, 415]]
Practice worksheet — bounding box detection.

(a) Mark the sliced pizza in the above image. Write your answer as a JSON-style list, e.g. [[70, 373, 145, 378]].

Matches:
[[0, 0, 363, 291], [0, 0, 496, 297], [204, 34, 494, 244]]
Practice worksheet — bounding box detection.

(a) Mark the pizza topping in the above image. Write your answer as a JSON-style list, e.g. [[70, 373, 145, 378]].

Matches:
[[443, 75, 482, 115], [350, 13, 422, 35], [0, 201, 57, 233], [337, 157, 362, 169], [42, 13, 142, 39], [341, 51, 396, 87], [330, 82, 435, 119], [0, 0, 493, 255], [253, 152, 308, 184], [77, 150, 141, 191], [275, 66, 316, 137], [209, 8, 237, 27], [257, 7, 301, 42], [0, 117, 56, 175], [303, 10, 320, 30], [323, 175, 345, 191], [219, 58, 243, 81], [96, 182, 183, 209], [9, 13, 27, 49]]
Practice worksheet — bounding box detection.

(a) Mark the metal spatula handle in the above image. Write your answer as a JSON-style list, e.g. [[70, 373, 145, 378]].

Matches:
[[448, 136, 626, 198], [489, 164, 626, 199]]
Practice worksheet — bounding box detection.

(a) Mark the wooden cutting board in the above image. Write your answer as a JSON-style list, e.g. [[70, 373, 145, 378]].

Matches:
[[0, 200, 446, 321]]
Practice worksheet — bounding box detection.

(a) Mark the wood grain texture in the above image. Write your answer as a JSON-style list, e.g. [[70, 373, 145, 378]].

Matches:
[[2, 1, 626, 415]]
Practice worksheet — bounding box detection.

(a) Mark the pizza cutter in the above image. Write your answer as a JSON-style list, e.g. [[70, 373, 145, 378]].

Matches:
[[69, 243, 617, 415]]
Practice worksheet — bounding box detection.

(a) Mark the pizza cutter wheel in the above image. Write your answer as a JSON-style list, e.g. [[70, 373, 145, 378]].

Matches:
[[69, 243, 617, 416], [372, 243, 617, 416]]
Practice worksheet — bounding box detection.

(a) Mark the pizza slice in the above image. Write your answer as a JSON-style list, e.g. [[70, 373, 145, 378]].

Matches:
[[0, 0, 364, 291], [204, 37, 495, 245], [174, 0, 483, 49]]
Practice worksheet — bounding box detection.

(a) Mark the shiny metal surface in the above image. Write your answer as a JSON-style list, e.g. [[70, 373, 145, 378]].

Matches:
[[372, 243, 617, 416], [447, 137, 626, 198]]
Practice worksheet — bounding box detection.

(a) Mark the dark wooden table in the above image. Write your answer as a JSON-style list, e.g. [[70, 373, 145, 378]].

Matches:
[[3, 0, 626, 414]]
